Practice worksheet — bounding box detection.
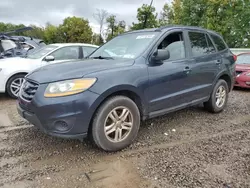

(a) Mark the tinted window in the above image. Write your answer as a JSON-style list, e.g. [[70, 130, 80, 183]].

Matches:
[[236, 54, 250, 64], [210, 34, 227, 51], [158, 32, 185, 61], [82, 46, 97, 57], [205, 35, 216, 53], [189, 32, 213, 57], [50, 46, 79, 60]]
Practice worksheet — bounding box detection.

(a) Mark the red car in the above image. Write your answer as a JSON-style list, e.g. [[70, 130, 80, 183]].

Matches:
[[234, 52, 250, 88]]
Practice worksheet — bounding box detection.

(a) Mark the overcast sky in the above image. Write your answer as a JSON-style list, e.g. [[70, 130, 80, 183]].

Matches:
[[0, 0, 170, 33]]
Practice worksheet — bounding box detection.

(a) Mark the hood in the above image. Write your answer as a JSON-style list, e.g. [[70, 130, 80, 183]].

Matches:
[[236, 64, 250, 71], [26, 58, 134, 84]]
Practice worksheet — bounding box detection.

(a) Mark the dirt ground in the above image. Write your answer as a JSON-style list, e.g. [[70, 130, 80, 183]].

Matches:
[[0, 88, 250, 188]]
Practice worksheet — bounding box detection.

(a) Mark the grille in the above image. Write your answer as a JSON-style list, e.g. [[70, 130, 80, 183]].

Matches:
[[236, 71, 243, 75], [20, 80, 39, 102]]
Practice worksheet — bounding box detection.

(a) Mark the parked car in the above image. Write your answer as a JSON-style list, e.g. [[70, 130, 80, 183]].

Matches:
[[0, 43, 98, 98], [17, 26, 235, 152], [234, 52, 250, 88], [0, 27, 45, 58]]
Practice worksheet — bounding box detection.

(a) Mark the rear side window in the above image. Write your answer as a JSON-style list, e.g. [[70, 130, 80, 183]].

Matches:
[[205, 35, 216, 53], [210, 34, 227, 51], [189, 32, 215, 57]]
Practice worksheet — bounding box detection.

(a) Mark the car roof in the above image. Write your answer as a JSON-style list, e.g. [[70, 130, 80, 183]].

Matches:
[[125, 25, 222, 37], [51, 43, 99, 48]]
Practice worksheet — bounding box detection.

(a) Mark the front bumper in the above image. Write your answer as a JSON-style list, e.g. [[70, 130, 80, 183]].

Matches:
[[234, 75, 250, 88], [17, 87, 102, 140]]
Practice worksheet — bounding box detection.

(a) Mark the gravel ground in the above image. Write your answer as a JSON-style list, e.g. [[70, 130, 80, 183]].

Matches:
[[0, 88, 250, 188]]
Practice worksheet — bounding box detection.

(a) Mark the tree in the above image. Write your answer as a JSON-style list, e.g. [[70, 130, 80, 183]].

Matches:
[[159, 3, 174, 26], [106, 15, 126, 41], [131, 3, 158, 30], [58, 16, 93, 43], [165, 0, 250, 48], [93, 9, 109, 44], [44, 23, 62, 43]]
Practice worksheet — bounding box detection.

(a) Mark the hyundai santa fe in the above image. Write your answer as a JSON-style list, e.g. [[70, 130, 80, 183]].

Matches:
[[17, 26, 236, 152]]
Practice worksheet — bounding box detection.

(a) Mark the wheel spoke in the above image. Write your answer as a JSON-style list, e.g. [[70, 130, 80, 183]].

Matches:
[[221, 90, 226, 97], [215, 92, 220, 98], [120, 109, 130, 121], [11, 85, 20, 89], [112, 110, 120, 120], [109, 113, 117, 123], [105, 123, 115, 132], [114, 129, 119, 141], [106, 126, 116, 135], [122, 122, 132, 130], [13, 89, 20, 95]]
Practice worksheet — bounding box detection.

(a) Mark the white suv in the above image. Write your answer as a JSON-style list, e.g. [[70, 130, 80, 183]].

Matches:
[[0, 43, 98, 98]]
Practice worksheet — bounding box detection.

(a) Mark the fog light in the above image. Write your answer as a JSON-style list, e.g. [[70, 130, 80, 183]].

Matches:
[[54, 121, 69, 132], [246, 82, 250, 85]]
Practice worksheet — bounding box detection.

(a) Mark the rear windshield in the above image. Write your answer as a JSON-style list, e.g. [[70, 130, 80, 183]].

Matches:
[[236, 54, 250, 64]]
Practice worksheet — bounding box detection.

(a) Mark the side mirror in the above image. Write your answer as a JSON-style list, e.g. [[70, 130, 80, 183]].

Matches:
[[44, 55, 55, 62], [152, 49, 170, 62]]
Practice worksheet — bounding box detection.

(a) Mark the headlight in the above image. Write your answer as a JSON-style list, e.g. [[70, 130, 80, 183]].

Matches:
[[44, 78, 97, 97]]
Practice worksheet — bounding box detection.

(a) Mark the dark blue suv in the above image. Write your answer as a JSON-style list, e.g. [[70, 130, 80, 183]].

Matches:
[[17, 26, 236, 151]]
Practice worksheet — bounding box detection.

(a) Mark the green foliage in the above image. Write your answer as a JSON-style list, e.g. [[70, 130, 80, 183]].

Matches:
[[58, 16, 93, 43], [106, 15, 126, 41], [131, 3, 158, 30], [164, 0, 250, 48], [159, 3, 174, 26]]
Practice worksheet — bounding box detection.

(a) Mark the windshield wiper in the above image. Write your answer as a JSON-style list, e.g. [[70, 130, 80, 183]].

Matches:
[[91, 56, 114, 60]]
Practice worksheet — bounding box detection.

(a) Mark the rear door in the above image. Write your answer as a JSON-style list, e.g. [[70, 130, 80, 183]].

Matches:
[[185, 30, 220, 101]]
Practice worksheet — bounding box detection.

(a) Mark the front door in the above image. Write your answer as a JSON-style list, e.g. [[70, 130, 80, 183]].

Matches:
[[146, 30, 193, 115]]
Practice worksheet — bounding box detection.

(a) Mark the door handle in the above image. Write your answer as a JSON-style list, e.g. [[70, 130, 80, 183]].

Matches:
[[216, 59, 222, 65]]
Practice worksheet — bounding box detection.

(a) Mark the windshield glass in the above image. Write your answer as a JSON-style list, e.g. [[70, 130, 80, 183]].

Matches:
[[27, 45, 58, 59], [236, 54, 250, 64], [89, 32, 159, 59]]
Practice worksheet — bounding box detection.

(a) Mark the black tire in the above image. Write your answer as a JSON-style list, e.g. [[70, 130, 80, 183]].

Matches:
[[92, 96, 140, 152], [204, 79, 229, 113], [6, 74, 26, 99]]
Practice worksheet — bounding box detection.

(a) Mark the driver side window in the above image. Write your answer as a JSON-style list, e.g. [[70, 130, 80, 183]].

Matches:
[[50, 46, 80, 60], [157, 32, 185, 61]]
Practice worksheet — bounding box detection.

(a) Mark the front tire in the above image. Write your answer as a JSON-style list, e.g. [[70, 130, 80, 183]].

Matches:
[[92, 96, 140, 152], [6, 74, 26, 99], [204, 79, 229, 113]]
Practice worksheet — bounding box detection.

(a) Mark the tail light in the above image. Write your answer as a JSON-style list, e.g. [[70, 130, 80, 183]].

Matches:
[[233, 54, 237, 62]]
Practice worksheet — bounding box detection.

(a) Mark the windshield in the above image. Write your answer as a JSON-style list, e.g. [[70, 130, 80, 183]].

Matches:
[[89, 32, 159, 59], [27, 45, 58, 59], [236, 54, 250, 65]]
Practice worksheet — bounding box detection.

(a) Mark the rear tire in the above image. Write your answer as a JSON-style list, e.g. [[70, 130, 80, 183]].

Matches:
[[92, 96, 140, 152], [6, 74, 26, 99], [204, 79, 229, 113]]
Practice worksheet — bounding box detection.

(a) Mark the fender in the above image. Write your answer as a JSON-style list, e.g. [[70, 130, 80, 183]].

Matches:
[[212, 70, 233, 92], [89, 84, 149, 119]]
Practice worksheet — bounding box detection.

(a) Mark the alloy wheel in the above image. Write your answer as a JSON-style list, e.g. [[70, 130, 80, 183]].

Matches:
[[104, 106, 133, 143], [10, 78, 24, 97], [215, 85, 226, 108]]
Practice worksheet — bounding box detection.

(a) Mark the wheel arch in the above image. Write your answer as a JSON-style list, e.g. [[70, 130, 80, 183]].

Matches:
[[213, 71, 233, 92], [87, 86, 148, 135], [5, 72, 28, 90]]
